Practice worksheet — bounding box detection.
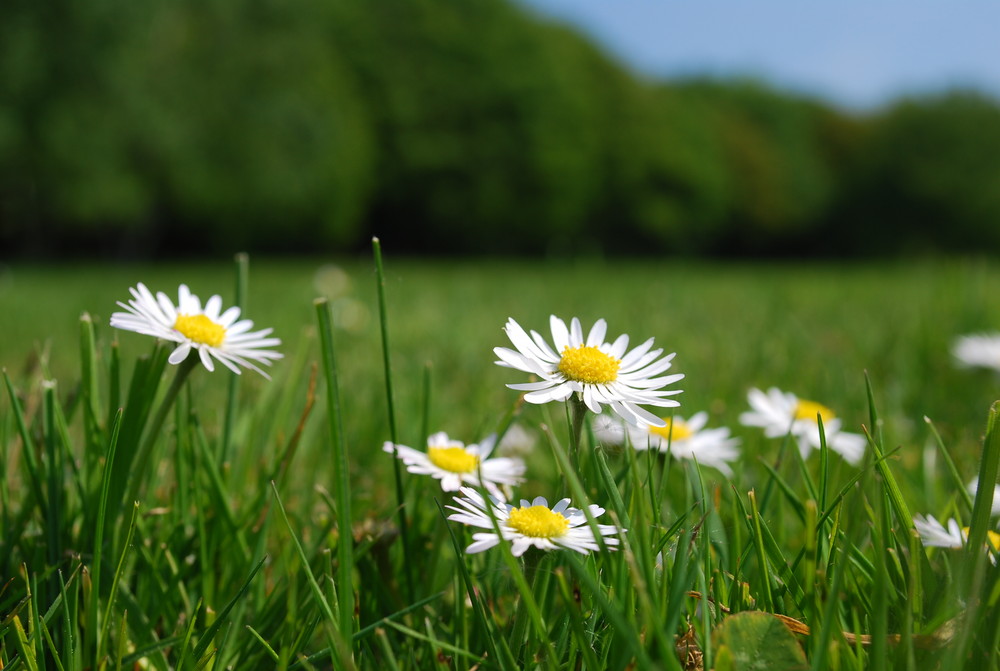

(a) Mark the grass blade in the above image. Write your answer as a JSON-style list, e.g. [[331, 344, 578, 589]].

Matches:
[[314, 298, 355, 646]]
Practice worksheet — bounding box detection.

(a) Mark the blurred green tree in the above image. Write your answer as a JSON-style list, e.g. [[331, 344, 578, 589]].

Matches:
[[2, 0, 998, 258], [835, 92, 1000, 255]]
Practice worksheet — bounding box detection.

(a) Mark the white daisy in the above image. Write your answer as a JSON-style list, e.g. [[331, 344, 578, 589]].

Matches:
[[494, 315, 684, 427], [914, 514, 1000, 561], [110, 283, 282, 377], [913, 514, 966, 549], [446, 487, 622, 556], [383, 431, 525, 499], [968, 478, 1000, 516], [738, 387, 866, 466], [594, 411, 741, 476], [953, 334, 1000, 372]]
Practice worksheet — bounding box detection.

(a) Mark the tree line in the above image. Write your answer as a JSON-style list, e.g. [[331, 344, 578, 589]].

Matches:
[[3, 0, 999, 258]]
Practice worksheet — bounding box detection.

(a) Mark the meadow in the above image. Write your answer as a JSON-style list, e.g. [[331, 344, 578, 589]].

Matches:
[[3, 250, 1000, 669]]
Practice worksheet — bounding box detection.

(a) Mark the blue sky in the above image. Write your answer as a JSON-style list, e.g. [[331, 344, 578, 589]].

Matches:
[[516, 0, 1000, 110]]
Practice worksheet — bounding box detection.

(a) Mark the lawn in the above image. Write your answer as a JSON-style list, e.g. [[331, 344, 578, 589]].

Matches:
[[3, 252, 1000, 669]]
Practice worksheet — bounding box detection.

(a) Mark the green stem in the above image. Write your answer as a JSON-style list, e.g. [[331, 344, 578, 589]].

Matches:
[[123, 355, 198, 508], [568, 395, 587, 472], [509, 550, 543, 659]]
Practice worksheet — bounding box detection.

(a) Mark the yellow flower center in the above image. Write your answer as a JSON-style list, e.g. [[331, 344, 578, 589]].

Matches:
[[558, 345, 620, 385], [963, 527, 1000, 552], [174, 314, 226, 347], [507, 505, 570, 538], [794, 399, 836, 424], [427, 446, 479, 474], [648, 418, 692, 442]]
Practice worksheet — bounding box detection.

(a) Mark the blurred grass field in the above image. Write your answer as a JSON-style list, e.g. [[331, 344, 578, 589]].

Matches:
[[3, 254, 999, 503]]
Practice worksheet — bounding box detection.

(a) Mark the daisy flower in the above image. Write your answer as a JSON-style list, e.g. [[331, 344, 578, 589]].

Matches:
[[594, 411, 741, 476], [953, 334, 1000, 372], [914, 514, 1000, 561], [739, 387, 867, 466], [111, 283, 282, 377], [383, 432, 525, 498], [446, 487, 622, 556], [494, 315, 683, 427]]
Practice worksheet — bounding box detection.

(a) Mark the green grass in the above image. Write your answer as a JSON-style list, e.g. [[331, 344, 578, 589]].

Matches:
[[3, 252, 1000, 669]]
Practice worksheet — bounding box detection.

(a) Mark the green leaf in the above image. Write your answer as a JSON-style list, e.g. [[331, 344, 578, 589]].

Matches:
[[711, 612, 807, 671]]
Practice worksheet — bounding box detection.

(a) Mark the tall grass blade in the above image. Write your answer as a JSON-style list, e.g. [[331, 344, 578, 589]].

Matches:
[[271, 482, 347, 670], [864, 373, 913, 530], [314, 298, 355, 646], [371, 237, 414, 599], [191, 556, 267, 662]]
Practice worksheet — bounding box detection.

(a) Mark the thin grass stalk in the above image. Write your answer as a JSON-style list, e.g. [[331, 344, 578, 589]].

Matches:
[[42, 380, 63, 606], [13, 614, 40, 671], [56, 569, 76, 668], [870, 487, 890, 671], [114, 612, 128, 671], [864, 373, 913, 530], [747, 490, 774, 611], [39, 614, 68, 671], [436, 500, 510, 671], [966, 402, 1000, 572], [923, 416, 973, 512], [373, 628, 401, 671], [507, 550, 544, 657], [88, 409, 123, 664], [564, 553, 658, 671], [809, 538, 850, 670], [382, 620, 482, 664], [3, 369, 46, 514], [176, 598, 201, 671], [191, 556, 267, 663], [107, 342, 121, 432], [219, 253, 248, 466], [79, 313, 103, 446], [948, 401, 1000, 665], [471, 487, 556, 671], [271, 482, 348, 671], [902, 529, 920, 671], [314, 298, 355, 647], [98, 502, 139, 665], [371, 238, 414, 601], [554, 569, 601, 671], [107, 343, 169, 533], [818, 415, 830, 513]]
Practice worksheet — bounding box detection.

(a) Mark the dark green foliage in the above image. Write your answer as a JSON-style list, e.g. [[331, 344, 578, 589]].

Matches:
[[830, 92, 1000, 256], [2, 0, 1000, 257]]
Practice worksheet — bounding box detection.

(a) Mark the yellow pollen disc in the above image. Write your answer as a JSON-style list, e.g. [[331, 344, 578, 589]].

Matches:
[[794, 399, 836, 424], [174, 314, 226, 347], [427, 446, 479, 474], [965, 527, 1000, 552], [558, 345, 620, 385], [507, 505, 570, 538], [648, 418, 692, 442]]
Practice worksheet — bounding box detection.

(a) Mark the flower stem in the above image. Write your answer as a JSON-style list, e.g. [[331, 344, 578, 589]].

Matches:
[[123, 355, 198, 508], [569, 395, 588, 471]]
